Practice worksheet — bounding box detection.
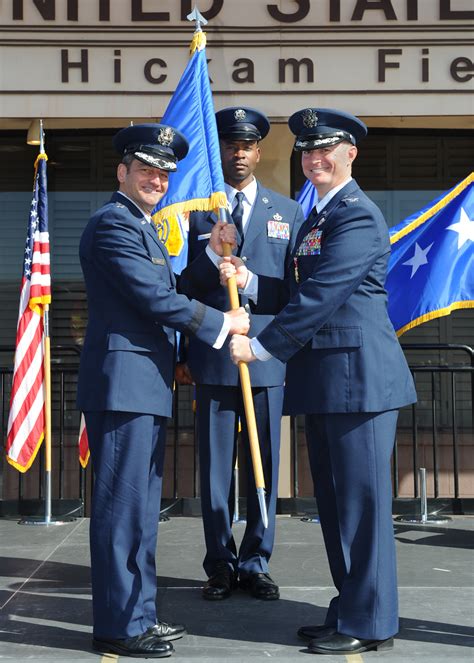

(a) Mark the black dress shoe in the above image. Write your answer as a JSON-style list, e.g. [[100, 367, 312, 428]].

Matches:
[[239, 573, 280, 600], [202, 560, 237, 600], [150, 621, 187, 641], [308, 631, 394, 655], [92, 629, 174, 658], [297, 624, 336, 640]]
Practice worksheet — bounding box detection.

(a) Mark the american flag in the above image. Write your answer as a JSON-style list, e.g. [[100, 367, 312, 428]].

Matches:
[[6, 152, 51, 472]]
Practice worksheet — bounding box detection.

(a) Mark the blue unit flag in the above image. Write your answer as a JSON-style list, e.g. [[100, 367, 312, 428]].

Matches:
[[152, 31, 227, 272]]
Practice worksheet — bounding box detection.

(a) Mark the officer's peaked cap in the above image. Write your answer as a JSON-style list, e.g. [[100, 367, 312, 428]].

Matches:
[[216, 107, 270, 142], [113, 123, 189, 172], [289, 108, 367, 152]]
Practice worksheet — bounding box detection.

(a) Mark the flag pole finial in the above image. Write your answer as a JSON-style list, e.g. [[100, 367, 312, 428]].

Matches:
[[187, 5, 208, 33], [39, 119, 45, 153]]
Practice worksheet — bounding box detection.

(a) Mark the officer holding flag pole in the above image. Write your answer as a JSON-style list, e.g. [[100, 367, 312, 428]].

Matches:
[[226, 107, 417, 656], [77, 122, 249, 658]]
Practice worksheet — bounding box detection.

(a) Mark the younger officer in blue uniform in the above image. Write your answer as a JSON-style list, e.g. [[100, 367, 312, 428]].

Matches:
[[226, 108, 417, 655], [77, 124, 249, 658], [179, 108, 304, 601]]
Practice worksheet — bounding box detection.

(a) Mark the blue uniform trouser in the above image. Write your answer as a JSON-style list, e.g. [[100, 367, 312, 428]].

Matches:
[[196, 384, 283, 577], [305, 410, 399, 641], [85, 410, 166, 639]]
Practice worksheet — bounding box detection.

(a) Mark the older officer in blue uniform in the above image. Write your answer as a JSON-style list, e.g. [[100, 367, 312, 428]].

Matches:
[[77, 124, 249, 658], [178, 107, 304, 601], [227, 108, 417, 655]]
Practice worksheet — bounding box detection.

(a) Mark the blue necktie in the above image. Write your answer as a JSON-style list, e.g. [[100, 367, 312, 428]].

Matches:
[[232, 191, 245, 240]]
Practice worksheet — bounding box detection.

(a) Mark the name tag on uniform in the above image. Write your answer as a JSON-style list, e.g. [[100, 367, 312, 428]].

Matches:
[[297, 228, 322, 255], [152, 257, 166, 265], [267, 220, 290, 240], [197, 233, 212, 241]]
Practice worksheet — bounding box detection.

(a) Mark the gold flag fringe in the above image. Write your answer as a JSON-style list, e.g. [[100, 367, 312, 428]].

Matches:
[[29, 294, 51, 316], [396, 301, 474, 337], [79, 449, 90, 469], [34, 152, 48, 169], [7, 432, 45, 473], [190, 30, 207, 54], [152, 192, 228, 225]]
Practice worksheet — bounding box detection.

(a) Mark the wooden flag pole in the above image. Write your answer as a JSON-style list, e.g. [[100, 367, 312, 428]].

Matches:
[[221, 210, 268, 528]]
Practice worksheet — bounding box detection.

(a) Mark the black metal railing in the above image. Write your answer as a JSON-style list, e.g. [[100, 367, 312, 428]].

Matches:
[[397, 344, 473, 502], [0, 345, 87, 516], [1, 344, 473, 516]]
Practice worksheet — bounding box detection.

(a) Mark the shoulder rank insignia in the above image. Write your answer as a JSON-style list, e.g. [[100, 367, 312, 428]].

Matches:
[[115, 202, 126, 208], [342, 196, 359, 203]]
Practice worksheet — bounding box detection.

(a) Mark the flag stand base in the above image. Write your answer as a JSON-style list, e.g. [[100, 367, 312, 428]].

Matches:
[[394, 515, 451, 525], [18, 516, 76, 526], [394, 468, 452, 525]]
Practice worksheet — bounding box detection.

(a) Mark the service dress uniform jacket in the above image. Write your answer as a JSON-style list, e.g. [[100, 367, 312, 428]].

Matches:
[[258, 178, 416, 415], [77, 192, 224, 639], [257, 178, 417, 640], [179, 182, 304, 577]]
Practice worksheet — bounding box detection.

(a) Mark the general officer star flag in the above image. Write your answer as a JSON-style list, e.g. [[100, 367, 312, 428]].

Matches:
[[152, 29, 227, 274], [387, 172, 474, 337], [296, 178, 318, 217]]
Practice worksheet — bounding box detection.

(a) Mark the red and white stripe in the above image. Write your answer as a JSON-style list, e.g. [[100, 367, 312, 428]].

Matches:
[[6, 226, 51, 472]]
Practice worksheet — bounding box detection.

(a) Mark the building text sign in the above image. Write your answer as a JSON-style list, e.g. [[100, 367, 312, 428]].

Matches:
[[0, 0, 472, 119]]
